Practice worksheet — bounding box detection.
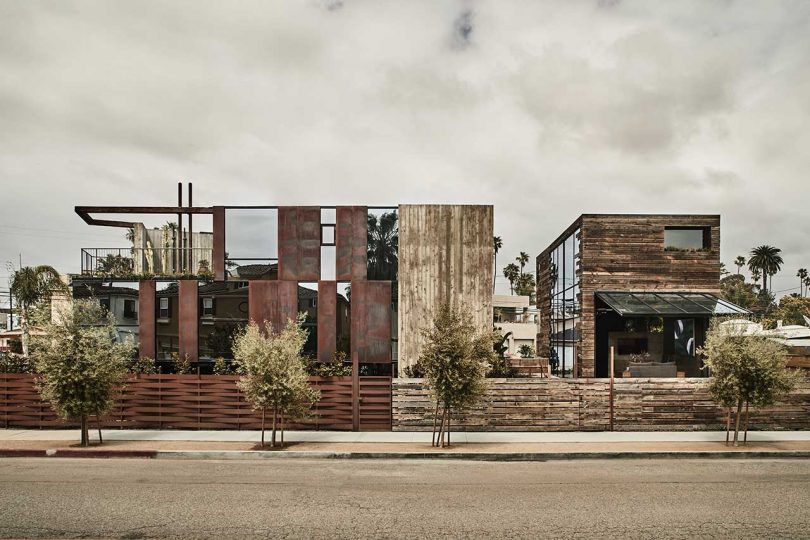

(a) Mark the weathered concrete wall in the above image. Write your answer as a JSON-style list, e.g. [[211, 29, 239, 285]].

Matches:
[[397, 205, 493, 375], [393, 378, 810, 432]]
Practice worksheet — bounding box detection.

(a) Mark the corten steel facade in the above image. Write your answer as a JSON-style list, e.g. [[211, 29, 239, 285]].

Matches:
[[75, 198, 493, 378], [536, 214, 732, 378]]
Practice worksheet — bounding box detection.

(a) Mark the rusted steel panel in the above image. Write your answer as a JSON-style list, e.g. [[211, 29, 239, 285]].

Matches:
[[278, 206, 321, 281], [317, 281, 337, 363], [138, 280, 156, 360], [178, 280, 199, 362], [351, 280, 392, 364], [213, 206, 226, 280], [336, 206, 367, 281], [249, 280, 299, 332]]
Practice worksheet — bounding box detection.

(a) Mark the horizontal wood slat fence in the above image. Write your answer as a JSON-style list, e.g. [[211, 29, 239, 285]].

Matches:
[[393, 378, 810, 432], [0, 374, 391, 431]]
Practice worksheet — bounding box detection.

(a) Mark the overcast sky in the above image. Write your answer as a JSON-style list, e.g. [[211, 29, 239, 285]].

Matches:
[[1, 0, 808, 297]]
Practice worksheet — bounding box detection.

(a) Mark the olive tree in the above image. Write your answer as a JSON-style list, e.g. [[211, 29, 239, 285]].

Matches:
[[233, 316, 319, 448], [419, 303, 493, 448], [700, 319, 797, 446], [33, 298, 134, 446]]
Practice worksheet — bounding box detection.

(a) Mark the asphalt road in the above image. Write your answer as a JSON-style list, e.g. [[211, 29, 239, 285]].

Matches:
[[1, 458, 809, 539]]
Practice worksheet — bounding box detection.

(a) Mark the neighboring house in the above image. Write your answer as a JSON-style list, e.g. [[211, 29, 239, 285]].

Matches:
[[493, 294, 537, 357], [71, 282, 139, 344], [0, 327, 46, 353], [536, 214, 749, 378], [74, 198, 493, 377], [719, 319, 810, 370]]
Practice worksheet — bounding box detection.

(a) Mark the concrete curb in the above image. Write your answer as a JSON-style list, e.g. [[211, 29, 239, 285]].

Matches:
[[154, 450, 810, 461], [2, 448, 810, 461]]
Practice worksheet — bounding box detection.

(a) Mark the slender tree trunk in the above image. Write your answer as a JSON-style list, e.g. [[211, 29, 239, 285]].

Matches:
[[743, 400, 750, 445], [80, 415, 89, 447], [96, 410, 103, 445], [271, 406, 277, 448], [441, 403, 447, 448], [20, 305, 30, 358], [431, 398, 440, 447], [725, 408, 731, 446], [493, 254, 497, 293], [261, 407, 266, 447], [733, 399, 743, 447], [447, 409, 453, 446], [436, 403, 446, 448], [280, 412, 284, 448]]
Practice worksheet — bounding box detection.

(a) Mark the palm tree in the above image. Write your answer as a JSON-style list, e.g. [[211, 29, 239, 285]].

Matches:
[[516, 252, 530, 275], [798, 268, 808, 297], [805, 277, 810, 298], [367, 212, 399, 281], [493, 236, 502, 293], [9, 265, 65, 357], [748, 246, 783, 294], [734, 256, 746, 275], [503, 263, 520, 295], [751, 269, 762, 290]]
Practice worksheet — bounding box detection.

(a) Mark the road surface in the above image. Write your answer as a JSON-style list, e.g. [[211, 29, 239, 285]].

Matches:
[[1, 457, 809, 539]]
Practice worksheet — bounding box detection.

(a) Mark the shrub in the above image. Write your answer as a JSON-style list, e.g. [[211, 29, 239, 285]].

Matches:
[[309, 351, 352, 377], [518, 344, 535, 358], [233, 316, 320, 447], [487, 355, 517, 378], [419, 303, 493, 448], [700, 319, 798, 446], [0, 352, 35, 374], [212, 356, 233, 375], [32, 299, 134, 446], [128, 356, 157, 374], [402, 361, 425, 378], [171, 352, 195, 374]]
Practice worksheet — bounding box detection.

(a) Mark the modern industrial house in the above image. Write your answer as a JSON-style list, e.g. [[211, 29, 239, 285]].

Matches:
[[74, 187, 493, 380], [536, 214, 749, 379]]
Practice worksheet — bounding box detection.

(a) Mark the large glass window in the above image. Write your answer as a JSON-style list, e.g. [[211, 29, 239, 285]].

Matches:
[[547, 228, 581, 377], [198, 282, 248, 361], [367, 208, 398, 282], [225, 208, 278, 280], [72, 280, 139, 349], [155, 281, 179, 362], [298, 282, 318, 358], [664, 228, 709, 250]]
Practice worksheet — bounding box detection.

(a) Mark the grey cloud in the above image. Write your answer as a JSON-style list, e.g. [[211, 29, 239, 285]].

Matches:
[[0, 0, 809, 296]]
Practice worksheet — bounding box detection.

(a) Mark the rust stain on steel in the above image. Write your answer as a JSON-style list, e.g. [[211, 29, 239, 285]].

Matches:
[[351, 280, 392, 364], [317, 281, 337, 363], [278, 206, 321, 281], [336, 206, 367, 281], [178, 280, 199, 361], [249, 281, 299, 332], [213, 206, 226, 280], [138, 280, 156, 359]]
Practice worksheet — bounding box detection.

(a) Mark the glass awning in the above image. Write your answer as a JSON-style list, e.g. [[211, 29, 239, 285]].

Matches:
[[595, 291, 750, 317]]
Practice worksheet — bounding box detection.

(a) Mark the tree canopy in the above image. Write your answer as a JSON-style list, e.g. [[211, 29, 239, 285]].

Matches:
[[419, 303, 493, 447], [233, 316, 319, 447], [32, 298, 134, 446]]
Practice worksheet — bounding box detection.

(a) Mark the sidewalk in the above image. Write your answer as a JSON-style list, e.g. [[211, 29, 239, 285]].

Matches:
[[2, 429, 810, 460]]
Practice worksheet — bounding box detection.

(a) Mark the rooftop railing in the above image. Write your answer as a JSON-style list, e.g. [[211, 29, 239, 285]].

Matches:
[[81, 247, 213, 278]]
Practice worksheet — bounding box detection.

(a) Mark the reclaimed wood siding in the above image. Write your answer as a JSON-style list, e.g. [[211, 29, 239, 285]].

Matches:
[[393, 378, 810, 432], [398, 205, 494, 375]]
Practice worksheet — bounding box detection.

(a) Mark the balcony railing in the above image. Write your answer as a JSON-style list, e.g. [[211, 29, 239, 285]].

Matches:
[[81, 247, 214, 277]]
